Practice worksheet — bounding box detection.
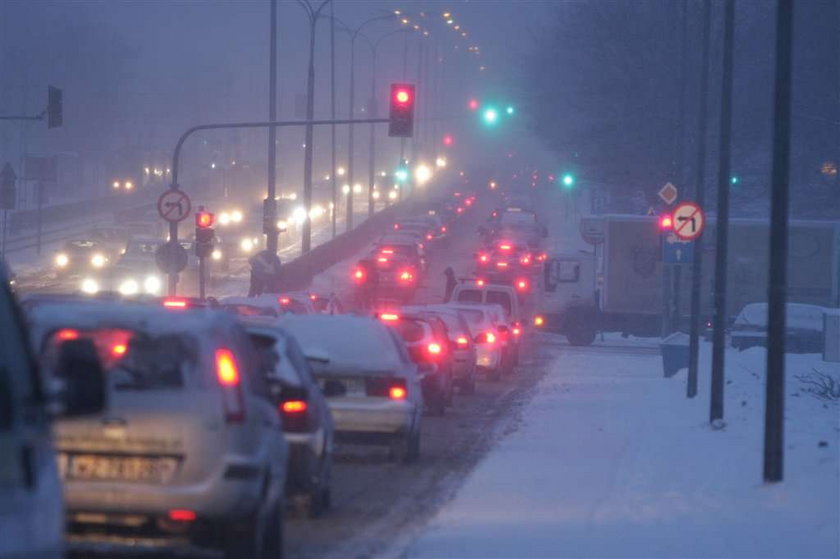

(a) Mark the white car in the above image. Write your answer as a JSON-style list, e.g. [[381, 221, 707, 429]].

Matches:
[[28, 300, 288, 558], [444, 303, 506, 380], [281, 314, 423, 462]]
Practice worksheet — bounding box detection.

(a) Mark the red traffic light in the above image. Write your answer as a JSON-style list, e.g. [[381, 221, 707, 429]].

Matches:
[[443, 134, 454, 146], [659, 214, 673, 230], [394, 88, 411, 105], [196, 211, 214, 228], [468, 98, 479, 111], [389, 83, 415, 138]]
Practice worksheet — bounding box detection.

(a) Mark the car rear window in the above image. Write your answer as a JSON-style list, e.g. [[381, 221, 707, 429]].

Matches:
[[222, 304, 279, 317], [487, 291, 513, 317], [43, 328, 195, 391], [393, 319, 427, 343], [456, 289, 483, 304], [450, 308, 485, 329]]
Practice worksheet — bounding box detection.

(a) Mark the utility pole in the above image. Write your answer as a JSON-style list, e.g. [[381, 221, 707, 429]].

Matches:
[[265, 0, 279, 254], [687, 0, 712, 399], [346, 36, 357, 232], [764, 0, 794, 484], [329, 1, 337, 238], [710, 0, 736, 424]]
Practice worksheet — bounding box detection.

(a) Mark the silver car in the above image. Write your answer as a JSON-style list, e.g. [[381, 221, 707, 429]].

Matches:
[[280, 314, 423, 462], [28, 300, 288, 559]]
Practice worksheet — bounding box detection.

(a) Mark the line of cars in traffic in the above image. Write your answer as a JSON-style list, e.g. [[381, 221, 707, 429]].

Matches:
[[0, 187, 548, 558]]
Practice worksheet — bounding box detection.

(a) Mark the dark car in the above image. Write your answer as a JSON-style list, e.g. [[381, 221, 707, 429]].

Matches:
[[243, 319, 335, 517], [379, 311, 455, 415]]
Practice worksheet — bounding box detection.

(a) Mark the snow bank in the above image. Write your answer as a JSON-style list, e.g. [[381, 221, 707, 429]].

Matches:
[[406, 341, 839, 558]]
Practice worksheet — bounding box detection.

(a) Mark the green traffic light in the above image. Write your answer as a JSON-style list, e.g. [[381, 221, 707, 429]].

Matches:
[[561, 173, 575, 188], [505, 105, 515, 115], [482, 107, 499, 125], [395, 168, 408, 182], [730, 175, 740, 186]]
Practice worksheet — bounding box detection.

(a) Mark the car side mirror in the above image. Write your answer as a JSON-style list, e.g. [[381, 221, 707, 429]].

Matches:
[[322, 379, 346, 397], [304, 348, 330, 365], [54, 338, 106, 417]]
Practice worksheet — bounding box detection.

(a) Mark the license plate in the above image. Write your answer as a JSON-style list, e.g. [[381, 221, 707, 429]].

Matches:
[[58, 454, 179, 483], [322, 377, 366, 396]]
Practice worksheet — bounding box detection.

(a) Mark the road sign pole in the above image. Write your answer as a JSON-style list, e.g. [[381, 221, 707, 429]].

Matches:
[[168, 221, 178, 296], [710, 0, 736, 426], [687, 0, 712, 399], [763, 0, 794, 484], [36, 181, 43, 256]]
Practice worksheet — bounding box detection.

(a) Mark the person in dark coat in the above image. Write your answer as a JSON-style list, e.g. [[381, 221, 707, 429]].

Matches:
[[249, 249, 282, 297], [443, 266, 457, 302], [356, 258, 378, 310]]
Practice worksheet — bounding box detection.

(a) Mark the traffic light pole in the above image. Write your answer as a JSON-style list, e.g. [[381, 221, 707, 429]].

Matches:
[[164, 117, 389, 296], [710, 0, 736, 425]]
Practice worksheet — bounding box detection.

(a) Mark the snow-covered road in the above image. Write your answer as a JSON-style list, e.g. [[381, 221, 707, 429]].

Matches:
[[405, 337, 839, 558]]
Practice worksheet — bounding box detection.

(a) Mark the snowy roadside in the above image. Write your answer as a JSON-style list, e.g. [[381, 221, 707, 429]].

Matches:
[[403, 338, 840, 558]]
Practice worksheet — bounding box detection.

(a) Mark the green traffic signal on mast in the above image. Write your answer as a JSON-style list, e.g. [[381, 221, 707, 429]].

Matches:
[[560, 173, 575, 189]]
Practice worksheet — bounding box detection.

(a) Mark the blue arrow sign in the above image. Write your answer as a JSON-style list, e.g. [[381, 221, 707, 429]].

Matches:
[[663, 233, 694, 265]]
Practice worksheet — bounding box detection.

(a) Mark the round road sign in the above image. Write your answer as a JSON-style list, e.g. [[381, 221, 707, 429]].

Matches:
[[155, 240, 189, 275], [672, 201, 705, 241], [157, 189, 191, 223]]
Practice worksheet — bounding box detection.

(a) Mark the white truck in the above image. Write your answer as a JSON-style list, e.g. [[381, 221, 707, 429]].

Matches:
[[536, 215, 840, 345]]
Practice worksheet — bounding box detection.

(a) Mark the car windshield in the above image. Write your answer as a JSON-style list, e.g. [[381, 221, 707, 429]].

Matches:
[[455, 289, 483, 304], [486, 292, 513, 317]]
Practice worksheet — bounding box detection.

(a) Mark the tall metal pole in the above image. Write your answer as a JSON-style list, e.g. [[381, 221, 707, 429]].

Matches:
[[330, 2, 337, 238], [367, 46, 378, 217], [301, 14, 318, 253], [345, 37, 357, 232], [710, 0, 736, 424], [399, 31, 409, 201], [687, 0, 712, 399], [265, 0, 279, 254], [764, 0, 794, 484]]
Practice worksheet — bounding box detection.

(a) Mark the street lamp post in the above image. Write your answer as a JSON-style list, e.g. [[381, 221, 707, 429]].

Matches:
[[364, 28, 412, 217], [265, 0, 279, 254], [295, 0, 333, 254], [335, 14, 395, 232]]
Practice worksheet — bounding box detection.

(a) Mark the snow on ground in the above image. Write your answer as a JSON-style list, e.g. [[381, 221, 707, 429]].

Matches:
[[405, 339, 840, 558]]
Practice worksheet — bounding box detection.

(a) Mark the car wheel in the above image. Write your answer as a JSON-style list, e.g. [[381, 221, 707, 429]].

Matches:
[[405, 425, 421, 463], [461, 372, 476, 395], [224, 509, 264, 559], [262, 497, 285, 559], [308, 455, 332, 518]]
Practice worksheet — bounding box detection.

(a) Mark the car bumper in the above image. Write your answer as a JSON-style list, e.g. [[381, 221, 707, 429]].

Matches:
[[476, 345, 501, 370], [328, 398, 416, 436]]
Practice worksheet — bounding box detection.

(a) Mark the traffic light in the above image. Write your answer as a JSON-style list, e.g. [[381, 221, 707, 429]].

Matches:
[[505, 105, 515, 115], [468, 98, 479, 111], [47, 86, 62, 129], [730, 175, 740, 186], [659, 213, 673, 230], [482, 107, 499, 126], [195, 208, 215, 258], [394, 159, 409, 183], [560, 173, 575, 189], [388, 83, 415, 138], [443, 134, 454, 146]]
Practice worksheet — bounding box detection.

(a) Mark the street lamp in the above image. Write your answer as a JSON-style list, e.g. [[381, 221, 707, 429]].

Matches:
[[331, 13, 397, 232], [294, 0, 333, 253]]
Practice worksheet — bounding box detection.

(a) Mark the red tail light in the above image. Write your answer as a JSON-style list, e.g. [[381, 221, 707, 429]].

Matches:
[[477, 331, 496, 344], [278, 297, 291, 305], [215, 349, 245, 423], [281, 400, 307, 414], [478, 253, 489, 263], [353, 266, 366, 283], [163, 297, 188, 309], [56, 328, 80, 341], [426, 233, 433, 240], [389, 386, 407, 400], [393, 223, 400, 230], [512, 322, 522, 337], [168, 509, 197, 522], [380, 312, 400, 321], [427, 342, 443, 355], [381, 248, 394, 254], [520, 255, 532, 266], [497, 261, 509, 269], [499, 243, 512, 251], [398, 269, 414, 283], [112, 344, 128, 356], [516, 278, 530, 292], [441, 226, 447, 233], [476, 279, 485, 286], [456, 207, 464, 214], [309, 294, 318, 301], [456, 336, 469, 347]]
